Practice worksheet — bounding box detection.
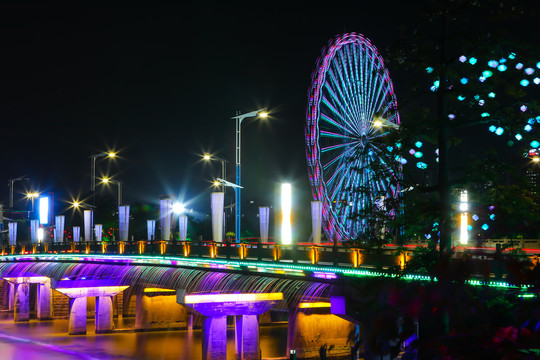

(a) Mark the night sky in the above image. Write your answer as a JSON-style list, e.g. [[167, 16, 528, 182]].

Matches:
[[1, 2, 423, 226]]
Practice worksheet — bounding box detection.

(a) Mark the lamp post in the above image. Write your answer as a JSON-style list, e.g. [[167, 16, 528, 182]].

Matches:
[[89, 152, 116, 205], [26, 191, 40, 218], [216, 177, 243, 243], [230, 109, 268, 243], [203, 154, 228, 192], [101, 178, 123, 206], [8, 175, 29, 208]]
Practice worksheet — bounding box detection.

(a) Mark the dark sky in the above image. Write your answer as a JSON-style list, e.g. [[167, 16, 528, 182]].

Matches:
[[1, 2, 423, 221]]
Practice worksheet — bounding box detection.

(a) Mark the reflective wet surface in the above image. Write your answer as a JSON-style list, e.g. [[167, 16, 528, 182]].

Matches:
[[0, 316, 288, 360]]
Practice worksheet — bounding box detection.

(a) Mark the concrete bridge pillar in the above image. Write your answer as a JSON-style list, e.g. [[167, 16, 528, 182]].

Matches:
[[181, 292, 283, 360], [14, 281, 30, 322], [8, 282, 15, 311], [68, 297, 88, 335], [235, 314, 260, 360], [37, 280, 53, 320], [202, 316, 227, 360], [95, 295, 114, 333], [54, 280, 128, 335]]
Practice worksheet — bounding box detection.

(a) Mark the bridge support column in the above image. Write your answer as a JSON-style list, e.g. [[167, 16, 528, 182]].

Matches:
[[14, 282, 30, 322], [8, 282, 15, 311], [37, 280, 53, 320], [235, 314, 259, 360], [95, 296, 114, 333], [202, 316, 227, 360], [68, 297, 87, 335]]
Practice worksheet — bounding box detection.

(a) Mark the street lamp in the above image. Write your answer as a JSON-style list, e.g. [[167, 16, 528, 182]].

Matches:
[[89, 152, 116, 192], [101, 178, 123, 206], [26, 191, 40, 217], [8, 175, 29, 208], [230, 109, 268, 243], [202, 154, 228, 192]]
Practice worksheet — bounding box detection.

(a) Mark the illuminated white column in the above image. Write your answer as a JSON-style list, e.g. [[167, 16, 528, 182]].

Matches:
[[30, 220, 39, 244], [211, 192, 224, 242], [95, 224, 103, 242], [95, 296, 114, 333], [460, 190, 468, 245], [73, 226, 81, 242], [311, 201, 322, 244], [147, 220, 156, 241], [281, 183, 292, 245], [179, 216, 188, 241], [54, 215, 65, 243], [8, 222, 17, 246], [259, 207, 269, 242], [119, 205, 130, 242], [160, 199, 173, 240], [84, 210, 93, 241]]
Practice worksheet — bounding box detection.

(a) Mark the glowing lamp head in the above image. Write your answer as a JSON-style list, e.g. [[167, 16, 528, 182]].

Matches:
[[173, 202, 185, 214], [258, 111, 268, 118], [373, 120, 382, 127], [102, 178, 110, 184], [213, 180, 221, 187], [73, 201, 80, 208], [533, 157, 540, 163], [107, 152, 116, 158], [203, 154, 211, 161]]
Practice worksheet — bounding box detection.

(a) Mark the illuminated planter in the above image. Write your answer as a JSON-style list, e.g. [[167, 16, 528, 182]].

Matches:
[[183, 242, 190, 257], [239, 243, 248, 260], [351, 249, 363, 268], [273, 245, 281, 261], [310, 246, 320, 265]]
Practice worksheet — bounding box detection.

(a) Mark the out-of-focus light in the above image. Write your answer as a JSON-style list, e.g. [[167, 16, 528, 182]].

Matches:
[[457, 95, 466, 101], [460, 77, 468, 84], [416, 162, 427, 169], [521, 105, 528, 112], [534, 78, 540, 85], [258, 111, 269, 118], [472, 214, 479, 221], [448, 114, 456, 120], [481, 112, 490, 118], [481, 224, 489, 231], [469, 57, 477, 65], [415, 141, 423, 148], [173, 202, 185, 214], [521, 79, 530, 87], [459, 55, 467, 63], [489, 125, 497, 132], [478, 100, 485, 106], [533, 157, 540, 163], [497, 64, 507, 72], [488, 60, 498, 68], [400, 158, 408, 165], [515, 134, 523, 141], [537, 61, 540, 69], [525, 67, 535, 75], [488, 92, 496, 98], [531, 141, 540, 148], [425, 66, 434, 73], [508, 53, 516, 60], [483, 70, 493, 78], [373, 120, 382, 127], [516, 63, 524, 70], [490, 214, 496, 220], [409, 149, 416, 155], [414, 152, 423, 158], [495, 127, 504, 136], [525, 124, 533, 132]]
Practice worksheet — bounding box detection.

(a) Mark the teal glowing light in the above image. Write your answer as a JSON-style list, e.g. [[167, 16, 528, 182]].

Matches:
[[472, 214, 479, 221], [515, 134, 523, 141], [528, 118, 535, 125], [467, 225, 473, 231], [521, 79, 530, 87], [482, 70, 493, 78], [400, 158, 408, 165], [534, 78, 540, 85], [525, 67, 535, 75], [395, 141, 402, 149], [489, 125, 497, 132], [415, 141, 423, 148], [425, 66, 434, 73], [468, 57, 477, 65], [474, 94, 480, 100], [490, 214, 496, 221], [525, 124, 533, 132], [488, 92, 496, 98], [414, 151, 423, 158], [516, 63, 524, 70], [481, 112, 490, 118], [537, 61, 540, 69], [457, 95, 466, 101], [460, 77, 468, 84], [416, 162, 427, 169], [488, 60, 498, 68], [481, 224, 489, 231], [497, 64, 507, 72], [495, 127, 504, 136], [508, 53, 516, 60], [531, 141, 540, 148]]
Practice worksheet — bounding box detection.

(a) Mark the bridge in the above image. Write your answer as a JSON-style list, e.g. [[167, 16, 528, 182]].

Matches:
[[0, 240, 532, 360]]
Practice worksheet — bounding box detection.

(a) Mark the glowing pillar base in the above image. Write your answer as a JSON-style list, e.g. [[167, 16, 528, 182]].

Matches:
[[95, 296, 114, 333], [68, 297, 87, 335], [235, 314, 259, 360], [37, 280, 52, 320], [202, 316, 227, 360], [14, 282, 30, 322]]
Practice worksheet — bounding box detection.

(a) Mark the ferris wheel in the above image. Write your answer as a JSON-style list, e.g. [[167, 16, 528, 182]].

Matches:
[[305, 33, 402, 242]]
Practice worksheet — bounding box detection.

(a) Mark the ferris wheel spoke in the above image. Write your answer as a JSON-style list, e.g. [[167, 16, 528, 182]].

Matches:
[[320, 108, 357, 137], [321, 93, 359, 136]]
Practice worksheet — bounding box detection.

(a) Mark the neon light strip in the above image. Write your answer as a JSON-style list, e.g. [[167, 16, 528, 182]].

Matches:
[[144, 288, 176, 293], [185, 292, 283, 304], [298, 302, 331, 309]]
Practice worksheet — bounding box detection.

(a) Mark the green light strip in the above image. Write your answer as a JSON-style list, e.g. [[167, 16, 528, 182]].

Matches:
[[1, 254, 530, 290]]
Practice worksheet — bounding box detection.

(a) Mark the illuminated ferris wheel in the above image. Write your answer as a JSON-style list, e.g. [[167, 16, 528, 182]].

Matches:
[[305, 33, 401, 242]]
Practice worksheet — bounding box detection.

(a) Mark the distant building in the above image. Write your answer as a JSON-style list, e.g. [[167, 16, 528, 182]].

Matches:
[[526, 167, 539, 195]]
